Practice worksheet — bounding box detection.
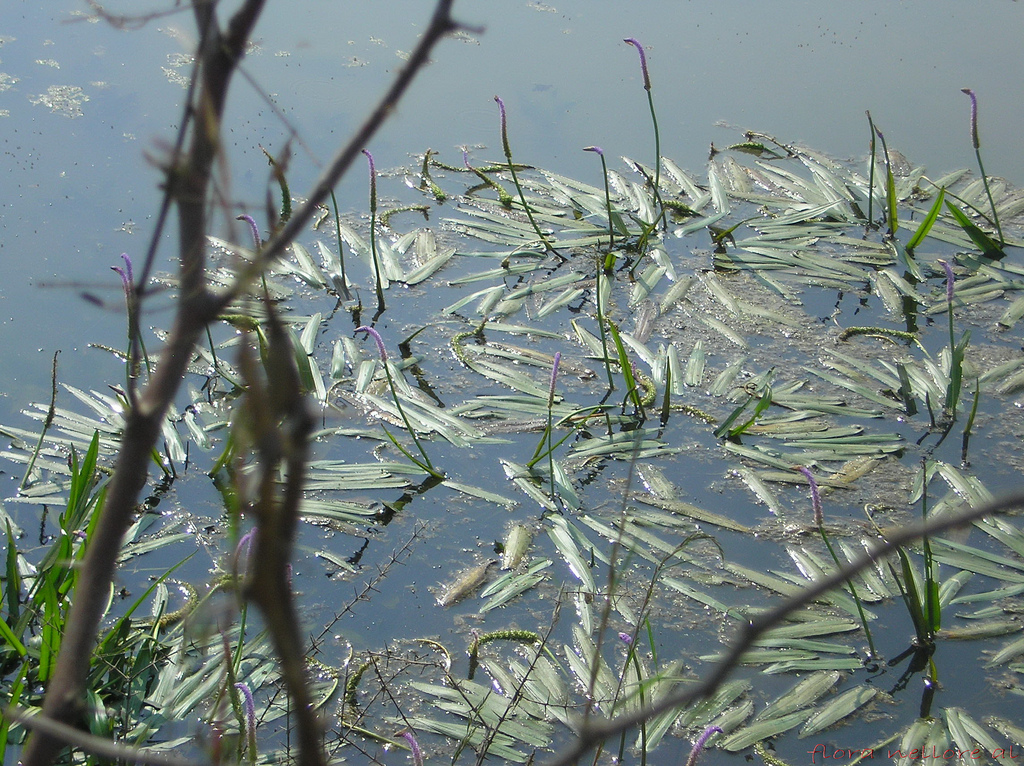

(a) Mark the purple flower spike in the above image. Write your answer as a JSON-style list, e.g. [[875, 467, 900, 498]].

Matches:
[[494, 95, 512, 159], [236, 214, 261, 251], [362, 149, 377, 211], [961, 88, 980, 149], [618, 631, 632, 644], [399, 730, 424, 766], [355, 325, 388, 361], [939, 259, 955, 303], [583, 146, 604, 157], [548, 351, 561, 407], [797, 466, 823, 528], [624, 38, 651, 91], [111, 253, 134, 300], [233, 528, 256, 576], [684, 725, 723, 766], [233, 682, 256, 750]]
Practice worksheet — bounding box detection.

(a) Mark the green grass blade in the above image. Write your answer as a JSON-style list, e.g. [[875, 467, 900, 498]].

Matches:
[[906, 187, 945, 252], [945, 202, 1004, 258]]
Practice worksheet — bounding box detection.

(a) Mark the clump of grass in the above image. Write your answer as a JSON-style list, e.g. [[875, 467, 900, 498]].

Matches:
[[494, 96, 558, 255], [354, 325, 442, 479]]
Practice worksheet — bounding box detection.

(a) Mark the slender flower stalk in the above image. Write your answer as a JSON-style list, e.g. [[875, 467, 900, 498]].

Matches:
[[873, 125, 898, 236], [547, 351, 561, 408], [624, 38, 665, 229], [233, 682, 257, 764], [583, 146, 616, 252], [545, 352, 561, 500], [797, 465, 824, 528], [961, 88, 1003, 246], [112, 253, 151, 383], [684, 725, 723, 766], [494, 96, 558, 255], [527, 352, 563, 503], [362, 150, 387, 313], [583, 146, 616, 391], [797, 466, 876, 659], [939, 259, 963, 418], [354, 325, 441, 478]]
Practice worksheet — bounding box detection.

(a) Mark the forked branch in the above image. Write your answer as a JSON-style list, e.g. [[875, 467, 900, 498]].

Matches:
[[20, 2, 461, 765]]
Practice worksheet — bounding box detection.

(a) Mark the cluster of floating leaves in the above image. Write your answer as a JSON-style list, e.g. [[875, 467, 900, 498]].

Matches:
[[5, 133, 1024, 763]]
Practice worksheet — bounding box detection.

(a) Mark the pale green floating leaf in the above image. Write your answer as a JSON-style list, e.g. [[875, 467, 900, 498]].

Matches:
[[719, 710, 812, 752], [986, 633, 1024, 667], [799, 685, 877, 737], [443, 480, 517, 509], [698, 316, 749, 349], [635, 495, 750, 533], [547, 515, 596, 592], [537, 287, 585, 318], [753, 671, 841, 723], [630, 263, 667, 307]]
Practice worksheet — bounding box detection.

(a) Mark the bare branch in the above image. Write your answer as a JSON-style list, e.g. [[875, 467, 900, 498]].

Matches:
[[214, 0, 461, 311], [20, 3, 462, 765], [7, 707, 204, 766], [542, 490, 1024, 766]]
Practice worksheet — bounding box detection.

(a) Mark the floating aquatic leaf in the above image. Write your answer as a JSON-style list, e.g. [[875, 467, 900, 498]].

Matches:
[[480, 558, 551, 612], [799, 685, 877, 737], [546, 515, 596, 592]]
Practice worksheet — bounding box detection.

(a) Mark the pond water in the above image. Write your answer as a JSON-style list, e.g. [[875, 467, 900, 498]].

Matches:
[[3, 2, 1024, 765]]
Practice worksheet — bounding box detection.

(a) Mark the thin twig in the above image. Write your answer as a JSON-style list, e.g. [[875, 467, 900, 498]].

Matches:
[[542, 489, 1024, 766], [7, 706, 204, 766]]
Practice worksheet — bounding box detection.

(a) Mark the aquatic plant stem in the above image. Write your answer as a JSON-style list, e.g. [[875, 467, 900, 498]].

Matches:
[[939, 259, 965, 418], [583, 146, 617, 391], [329, 189, 351, 299], [797, 466, 877, 660], [355, 326, 442, 479], [865, 111, 877, 227], [584, 146, 615, 250], [919, 461, 939, 638], [546, 352, 560, 500], [962, 88, 1004, 247], [495, 96, 558, 255], [624, 39, 666, 231], [362, 150, 387, 314]]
